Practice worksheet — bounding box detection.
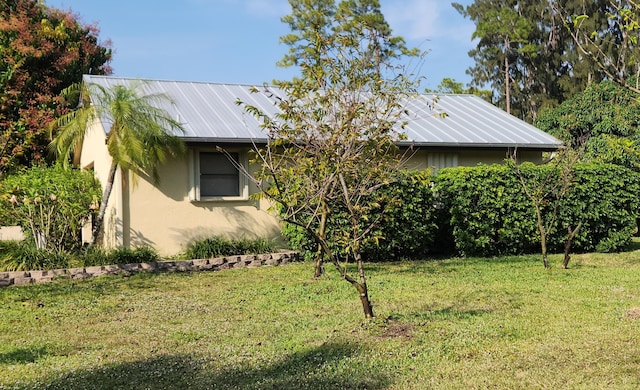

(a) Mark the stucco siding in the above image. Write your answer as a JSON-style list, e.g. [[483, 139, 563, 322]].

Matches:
[[125, 154, 282, 256]]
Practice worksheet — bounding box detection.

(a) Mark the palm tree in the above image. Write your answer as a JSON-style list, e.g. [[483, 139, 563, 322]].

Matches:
[[49, 81, 185, 245]]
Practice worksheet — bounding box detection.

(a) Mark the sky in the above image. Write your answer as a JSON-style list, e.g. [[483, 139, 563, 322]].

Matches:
[[45, 0, 476, 90]]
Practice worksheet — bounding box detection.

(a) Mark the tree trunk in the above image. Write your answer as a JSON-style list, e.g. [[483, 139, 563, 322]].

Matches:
[[91, 162, 118, 245], [563, 223, 582, 269], [504, 36, 511, 115], [314, 208, 328, 279], [355, 251, 374, 318]]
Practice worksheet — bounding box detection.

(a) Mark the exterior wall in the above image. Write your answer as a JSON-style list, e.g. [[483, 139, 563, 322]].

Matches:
[[125, 153, 282, 257], [0, 226, 24, 241], [406, 148, 544, 173]]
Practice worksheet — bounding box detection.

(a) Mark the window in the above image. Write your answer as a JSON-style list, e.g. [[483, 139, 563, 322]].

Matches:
[[190, 150, 248, 201], [428, 152, 458, 175]]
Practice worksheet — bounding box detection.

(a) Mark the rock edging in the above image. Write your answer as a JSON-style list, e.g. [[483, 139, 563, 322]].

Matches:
[[0, 251, 299, 287]]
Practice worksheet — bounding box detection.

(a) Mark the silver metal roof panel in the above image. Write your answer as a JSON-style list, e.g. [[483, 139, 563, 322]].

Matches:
[[83, 75, 562, 150]]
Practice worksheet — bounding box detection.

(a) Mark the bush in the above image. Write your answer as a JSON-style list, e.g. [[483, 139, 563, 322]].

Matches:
[[436, 163, 640, 257], [0, 240, 71, 271], [0, 243, 160, 271], [184, 236, 277, 259], [282, 170, 440, 261], [0, 165, 100, 253], [79, 246, 159, 266]]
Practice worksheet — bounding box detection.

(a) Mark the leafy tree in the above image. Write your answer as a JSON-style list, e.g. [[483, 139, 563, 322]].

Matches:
[[0, 165, 100, 253], [559, 0, 640, 94], [454, 0, 616, 122], [0, 0, 112, 174], [49, 81, 186, 245], [536, 80, 640, 170], [238, 0, 421, 318]]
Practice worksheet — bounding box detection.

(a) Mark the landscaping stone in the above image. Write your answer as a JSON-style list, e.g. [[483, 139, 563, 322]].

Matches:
[[0, 251, 299, 287]]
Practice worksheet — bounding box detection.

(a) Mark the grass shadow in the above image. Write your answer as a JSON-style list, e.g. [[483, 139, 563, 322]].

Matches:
[[27, 342, 390, 390], [0, 346, 49, 365]]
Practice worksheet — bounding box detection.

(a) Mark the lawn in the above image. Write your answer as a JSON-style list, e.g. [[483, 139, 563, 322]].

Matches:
[[1, 250, 640, 389]]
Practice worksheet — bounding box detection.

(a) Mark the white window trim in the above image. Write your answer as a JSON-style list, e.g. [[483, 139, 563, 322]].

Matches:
[[189, 149, 249, 202]]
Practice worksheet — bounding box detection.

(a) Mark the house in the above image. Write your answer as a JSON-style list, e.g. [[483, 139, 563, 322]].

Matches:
[[78, 75, 562, 256]]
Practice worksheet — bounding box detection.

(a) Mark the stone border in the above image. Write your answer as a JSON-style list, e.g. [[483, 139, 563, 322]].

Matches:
[[0, 251, 299, 287]]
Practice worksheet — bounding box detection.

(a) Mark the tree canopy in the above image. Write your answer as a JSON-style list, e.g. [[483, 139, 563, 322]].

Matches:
[[536, 80, 640, 170], [454, 0, 622, 122], [0, 0, 111, 174]]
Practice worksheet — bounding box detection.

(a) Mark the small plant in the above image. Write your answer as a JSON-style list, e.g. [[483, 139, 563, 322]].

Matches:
[[0, 240, 71, 271], [184, 236, 277, 259], [80, 246, 159, 266]]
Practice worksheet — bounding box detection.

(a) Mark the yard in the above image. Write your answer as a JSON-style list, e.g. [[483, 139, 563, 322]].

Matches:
[[2, 248, 640, 389]]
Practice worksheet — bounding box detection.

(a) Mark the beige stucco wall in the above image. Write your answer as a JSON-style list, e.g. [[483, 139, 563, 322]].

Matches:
[[405, 148, 544, 173], [125, 154, 282, 257]]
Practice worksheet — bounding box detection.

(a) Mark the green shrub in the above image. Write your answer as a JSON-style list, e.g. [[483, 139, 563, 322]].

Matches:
[[436, 163, 640, 257], [0, 165, 100, 253], [184, 236, 277, 259], [282, 170, 440, 261], [0, 243, 161, 271], [0, 240, 71, 271], [76, 246, 159, 266]]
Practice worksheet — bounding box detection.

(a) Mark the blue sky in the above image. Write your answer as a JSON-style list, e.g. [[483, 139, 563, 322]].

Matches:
[[45, 0, 476, 90]]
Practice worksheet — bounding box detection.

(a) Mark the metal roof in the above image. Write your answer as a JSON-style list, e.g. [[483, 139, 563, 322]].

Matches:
[[83, 75, 562, 150]]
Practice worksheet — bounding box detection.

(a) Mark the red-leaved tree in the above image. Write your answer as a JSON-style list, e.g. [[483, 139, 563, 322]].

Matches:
[[0, 0, 112, 174]]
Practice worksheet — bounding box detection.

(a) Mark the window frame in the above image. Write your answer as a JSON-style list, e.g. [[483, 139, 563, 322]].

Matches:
[[189, 149, 249, 202]]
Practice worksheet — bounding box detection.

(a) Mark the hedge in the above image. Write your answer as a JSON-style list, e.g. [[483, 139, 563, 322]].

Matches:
[[436, 163, 640, 257]]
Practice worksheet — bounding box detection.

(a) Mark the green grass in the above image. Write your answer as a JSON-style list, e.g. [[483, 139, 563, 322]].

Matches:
[[1, 250, 640, 389]]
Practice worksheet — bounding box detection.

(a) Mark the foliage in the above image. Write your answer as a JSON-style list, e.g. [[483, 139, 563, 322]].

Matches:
[[0, 0, 111, 174], [3, 252, 640, 388], [238, 0, 422, 318], [283, 170, 439, 261], [454, 0, 618, 122], [0, 242, 160, 271], [0, 240, 70, 271], [436, 163, 640, 257], [536, 80, 640, 170], [79, 246, 160, 267], [424, 77, 493, 102], [183, 236, 278, 260], [50, 80, 186, 244], [0, 165, 100, 253], [560, 0, 640, 94]]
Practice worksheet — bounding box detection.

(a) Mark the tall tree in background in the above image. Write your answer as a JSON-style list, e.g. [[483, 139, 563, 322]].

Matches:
[[239, 0, 422, 318], [0, 0, 111, 174], [560, 0, 640, 94], [454, 0, 616, 123]]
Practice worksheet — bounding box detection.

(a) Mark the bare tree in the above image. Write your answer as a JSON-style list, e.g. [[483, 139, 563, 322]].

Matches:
[[509, 146, 582, 268], [234, 0, 425, 318]]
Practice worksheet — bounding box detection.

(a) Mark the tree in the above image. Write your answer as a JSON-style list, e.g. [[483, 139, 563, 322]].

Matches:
[[559, 0, 640, 94], [0, 165, 100, 253], [0, 0, 112, 174], [49, 81, 186, 245], [454, 0, 617, 122], [508, 147, 582, 269], [425, 77, 493, 102], [237, 0, 422, 318], [536, 80, 640, 170]]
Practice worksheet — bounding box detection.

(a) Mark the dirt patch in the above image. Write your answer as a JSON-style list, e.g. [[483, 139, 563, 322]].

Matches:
[[377, 319, 414, 339], [625, 307, 640, 320]]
